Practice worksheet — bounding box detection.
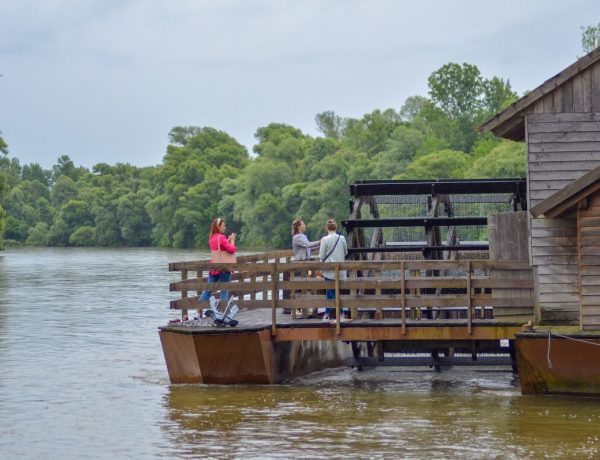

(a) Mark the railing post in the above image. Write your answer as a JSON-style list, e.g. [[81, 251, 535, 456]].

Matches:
[[335, 263, 341, 335], [401, 261, 406, 335], [181, 269, 188, 321], [196, 269, 202, 319], [271, 262, 279, 337], [467, 260, 472, 335]]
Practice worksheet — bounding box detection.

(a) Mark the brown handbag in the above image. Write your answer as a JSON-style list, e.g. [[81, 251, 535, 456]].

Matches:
[[210, 236, 237, 263]]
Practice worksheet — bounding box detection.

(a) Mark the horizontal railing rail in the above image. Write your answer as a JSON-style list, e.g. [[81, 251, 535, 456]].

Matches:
[[169, 256, 534, 336]]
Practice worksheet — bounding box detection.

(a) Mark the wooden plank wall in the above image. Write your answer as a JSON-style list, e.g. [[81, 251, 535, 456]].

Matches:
[[526, 60, 600, 116], [527, 112, 600, 205], [578, 192, 600, 330], [526, 112, 600, 324], [488, 212, 533, 321], [529, 215, 579, 324]]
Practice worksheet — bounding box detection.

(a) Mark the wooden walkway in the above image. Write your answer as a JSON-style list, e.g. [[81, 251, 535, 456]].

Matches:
[[162, 307, 526, 342]]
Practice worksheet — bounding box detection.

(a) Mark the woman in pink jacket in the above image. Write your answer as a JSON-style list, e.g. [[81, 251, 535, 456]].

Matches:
[[199, 217, 236, 302]]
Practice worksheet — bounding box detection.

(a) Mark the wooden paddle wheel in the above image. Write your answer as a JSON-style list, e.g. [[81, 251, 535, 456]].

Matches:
[[343, 179, 526, 262]]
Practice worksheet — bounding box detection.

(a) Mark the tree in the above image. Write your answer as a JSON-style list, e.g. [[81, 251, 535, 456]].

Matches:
[[399, 149, 471, 179], [231, 158, 294, 247], [399, 96, 428, 122], [69, 226, 96, 246], [466, 141, 526, 178], [168, 126, 203, 146], [483, 77, 518, 115], [315, 111, 346, 139], [51, 155, 77, 183], [22, 163, 51, 185], [342, 109, 402, 156], [371, 126, 425, 178], [0, 132, 7, 155], [50, 175, 79, 208], [581, 23, 600, 53], [117, 190, 153, 246], [0, 157, 7, 249], [148, 127, 248, 247], [427, 63, 518, 152], [428, 63, 484, 123], [26, 222, 49, 246]]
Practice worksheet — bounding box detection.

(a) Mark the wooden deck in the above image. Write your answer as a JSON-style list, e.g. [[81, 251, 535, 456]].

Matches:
[[161, 251, 533, 384], [161, 307, 526, 342]]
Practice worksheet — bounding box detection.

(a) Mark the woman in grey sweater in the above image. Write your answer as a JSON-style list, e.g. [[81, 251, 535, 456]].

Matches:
[[291, 219, 320, 319], [291, 219, 320, 261]]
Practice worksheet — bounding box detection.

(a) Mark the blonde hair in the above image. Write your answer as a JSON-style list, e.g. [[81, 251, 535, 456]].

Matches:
[[325, 218, 337, 232]]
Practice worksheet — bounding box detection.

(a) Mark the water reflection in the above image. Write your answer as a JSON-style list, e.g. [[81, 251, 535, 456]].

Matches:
[[160, 367, 600, 459], [1, 248, 600, 459]]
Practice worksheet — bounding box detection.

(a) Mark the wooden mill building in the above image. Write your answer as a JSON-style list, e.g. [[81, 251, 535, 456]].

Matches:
[[481, 46, 600, 330]]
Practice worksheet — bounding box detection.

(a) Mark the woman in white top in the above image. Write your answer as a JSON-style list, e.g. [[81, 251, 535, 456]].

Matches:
[[318, 218, 348, 321]]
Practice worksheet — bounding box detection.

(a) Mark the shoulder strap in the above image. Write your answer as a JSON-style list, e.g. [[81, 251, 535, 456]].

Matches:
[[323, 235, 341, 262]]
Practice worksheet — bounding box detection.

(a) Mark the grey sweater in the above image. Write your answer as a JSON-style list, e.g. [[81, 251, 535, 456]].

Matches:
[[292, 233, 320, 260]]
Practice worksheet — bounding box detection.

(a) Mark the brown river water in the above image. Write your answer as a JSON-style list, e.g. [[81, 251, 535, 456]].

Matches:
[[1, 247, 599, 459]]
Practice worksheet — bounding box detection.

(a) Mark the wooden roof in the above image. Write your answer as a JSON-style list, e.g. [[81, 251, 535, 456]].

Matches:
[[480, 47, 600, 140], [530, 163, 600, 218]]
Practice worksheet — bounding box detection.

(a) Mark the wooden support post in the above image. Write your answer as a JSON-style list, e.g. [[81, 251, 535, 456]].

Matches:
[[467, 261, 472, 335], [181, 269, 188, 321], [335, 263, 341, 335], [350, 269, 358, 320], [401, 261, 406, 335], [262, 255, 268, 306], [196, 270, 202, 318], [375, 269, 382, 320], [271, 262, 279, 336]]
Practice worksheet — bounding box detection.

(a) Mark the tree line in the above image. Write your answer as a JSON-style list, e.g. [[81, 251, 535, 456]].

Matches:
[[0, 61, 526, 250]]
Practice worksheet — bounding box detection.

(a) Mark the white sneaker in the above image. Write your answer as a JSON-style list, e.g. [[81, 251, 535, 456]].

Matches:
[[322, 315, 331, 322], [340, 314, 350, 322]]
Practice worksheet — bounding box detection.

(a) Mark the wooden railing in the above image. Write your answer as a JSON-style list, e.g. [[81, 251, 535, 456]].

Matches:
[[169, 250, 534, 335]]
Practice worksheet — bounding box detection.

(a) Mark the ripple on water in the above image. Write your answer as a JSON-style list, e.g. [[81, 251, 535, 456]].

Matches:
[[1, 248, 600, 459]]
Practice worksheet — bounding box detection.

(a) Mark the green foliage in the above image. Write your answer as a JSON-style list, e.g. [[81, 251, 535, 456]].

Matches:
[[0, 204, 5, 250], [22, 163, 51, 185], [1, 59, 527, 250], [342, 109, 402, 156], [371, 126, 425, 178], [0, 133, 8, 155], [581, 23, 600, 53], [315, 111, 346, 139], [148, 127, 248, 247], [51, 175, 79, 208], [69, 226, 96, 246], [0, 134, 8, 249], [399, 150, 471, 179], [26, 222, 49, 246], [466, 141, 526, 178], [4, 215, 28, 241], [426, 63, 517, 152], [399, 96, 428, 122], [428, 63, 484, 123]]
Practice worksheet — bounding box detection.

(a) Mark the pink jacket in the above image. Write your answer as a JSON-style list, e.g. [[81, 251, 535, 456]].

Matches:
[[209, 233, 236, 275]]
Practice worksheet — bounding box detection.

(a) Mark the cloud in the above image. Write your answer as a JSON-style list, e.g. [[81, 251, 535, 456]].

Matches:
[[1, 0, 599, 168]]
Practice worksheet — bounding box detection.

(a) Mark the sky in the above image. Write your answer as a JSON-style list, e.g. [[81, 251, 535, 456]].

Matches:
[[1, 0, 599, 170]]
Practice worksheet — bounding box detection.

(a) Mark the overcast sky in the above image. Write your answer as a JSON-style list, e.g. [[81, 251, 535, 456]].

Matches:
[[1, 0, 599, 169]]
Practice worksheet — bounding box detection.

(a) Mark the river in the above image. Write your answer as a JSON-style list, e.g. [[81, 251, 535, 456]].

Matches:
[[0, 247, 599, 459]]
